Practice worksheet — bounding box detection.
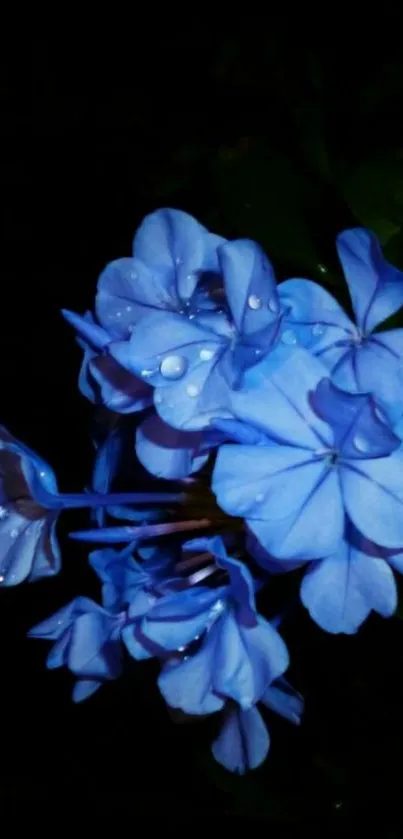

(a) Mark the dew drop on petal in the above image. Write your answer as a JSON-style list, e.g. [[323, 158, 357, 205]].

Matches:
[[160, 355, 188, 380], [268, 296, 279, 313], [154, 392, 163, 404], [374, 404, 387, 422], [175, 256, 183, 266], [247, 294, 262, 310], [0, 575, 4, 583], [126, 305, 133, 312], [10, 529, 19, 539], [186, 384, 200, 398], [116, 311, 122, 318], [177, 645, 186, 652], [130, 270, 138, 281], [199, 348, 214, 362], [312, 323, 325, 337], [353, 434, 370, 453], [0, 506, 8, 520], [140, 369, 154, 378], [281, 329, 298, 345], [39, 471, 46, 478]]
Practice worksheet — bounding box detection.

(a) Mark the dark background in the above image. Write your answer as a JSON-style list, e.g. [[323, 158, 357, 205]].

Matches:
[[2, 20, 403, 830]]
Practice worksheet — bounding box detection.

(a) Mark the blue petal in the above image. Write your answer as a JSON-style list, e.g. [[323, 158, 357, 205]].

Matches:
[[133, 208, 220, 301], [229, 349, 333, 449], [310, 378, 400, 459], [154, 351, 233, 431], [185, 536, 257, 626], [278, 278, 353, 349], [218, 239, 280, 336], [248, 465, 344, 561], [213, 443, 344, 560], [261, 677, 304, 724], [96, 257, 175, 338], [352, 338, 403, 424], [91, 427, 125, 527], [90, 355, 152, 414], [72, 680, 101, 703], [209, 417, 268, 445], [68, 612, 122, 679], [336, 228, 403, 333], [141, 587, 226, 650], [341, 451, 403, 547], [212, 705, 270, 774], [301, 539, 397, 633], [62, 309, 110, 350], [158, 634, 225, 715], [213, 612, 289, 708], [0, 426, 59, 499], [136, 414, 210, 479], [29, 597, 96, 639], [46, 631, 72, 668]]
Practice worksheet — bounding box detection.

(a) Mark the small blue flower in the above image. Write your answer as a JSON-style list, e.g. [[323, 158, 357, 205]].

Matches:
[[150, 538, 289, 714], [212, 349, 403, 560], [29, 597, 125, 702], [279, 228, 403, 422], [109, 238, 285, 430], [212, 677, 303, 774]]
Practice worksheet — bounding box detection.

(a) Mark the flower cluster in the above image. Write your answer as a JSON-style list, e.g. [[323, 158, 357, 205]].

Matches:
[[3, 208, 403, 774]]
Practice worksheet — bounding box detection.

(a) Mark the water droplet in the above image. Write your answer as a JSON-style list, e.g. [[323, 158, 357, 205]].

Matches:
[[353, 434, 370, 453], [57, 620, 63, 625], [0, 575, 4, 583], [175, 256, 183, 266], [130, 270, 138, 281], [254, 348, 262, 356], [255, 492, 264, 503], [128, 324, 134, 334], [160, 355, 188, 380], [268, 296, 279, 313], [317, 263, 328, 274], [154, 392, 163, 404], [248, 294, 262, 310], [211, 599, 225, 617], [199, 348, 214, 362], [177, 645, 186, 652], [39, 471, 46, 478], [281, 329, 298, 345], [0, 506, 8, 520], [186, 384, 200, 398], [189, 313, 196, 320], [140, 369, 154, 378], [374, 404, 386, 422], [312, 323, 325, 337], [116, 311, 122, 318], [10, 529, 19, 539], [125, 305, 133, 312]]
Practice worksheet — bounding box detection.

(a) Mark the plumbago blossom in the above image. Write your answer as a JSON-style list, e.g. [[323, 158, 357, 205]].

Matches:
[[3, 207, 403, 774]]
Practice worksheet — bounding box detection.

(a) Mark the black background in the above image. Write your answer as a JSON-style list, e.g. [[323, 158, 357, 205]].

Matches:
[[2, 19, 403, 831]]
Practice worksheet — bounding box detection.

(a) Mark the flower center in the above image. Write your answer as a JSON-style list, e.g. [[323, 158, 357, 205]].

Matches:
[[315, 447, 339, 467]]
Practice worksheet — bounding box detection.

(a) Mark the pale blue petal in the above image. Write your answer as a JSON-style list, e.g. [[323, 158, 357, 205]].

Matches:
[[141, 587, 225, 650], [279, 278, 353, 348], [96, 257, 176, 336], [154, 351, 233, 431], [340, 451, 403, 547], [158, 635, 225, 715], [72, 680, 101, 703], [301, 540, 397, 633], [90, 355, 152, 413], [68, 612, 122, 679], [218, 239, 280, 335]]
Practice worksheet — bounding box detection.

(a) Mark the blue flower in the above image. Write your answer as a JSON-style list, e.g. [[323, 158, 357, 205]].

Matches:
[[150, 537, 289, 714], [29, 597, 125, 702], [212, 677, 303, 774], [109, 238, 285, 430], [212, 349, 403, 560], [0, 426, 61, 585], [279, 228, 403, 422]]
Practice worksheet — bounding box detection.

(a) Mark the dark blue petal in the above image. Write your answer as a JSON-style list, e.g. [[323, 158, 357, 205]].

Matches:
[[141, 587, 226, 650], [212, 705, 270, 774], [136, 414, 210, 479], [336, 228, 403, 333], [218, 239, 280, 336], [91, 427, 125, 527], [310, 378, 400, 459], [352, 337, 403, 424], [209, 417, 268, 445], [340, 451, 403, 547], [72, 680, 102, 703], [154, 351, 233, 431], [301, 538, 397, 633], [29, 597, 98, 639], [261, 677, 304, 724]]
